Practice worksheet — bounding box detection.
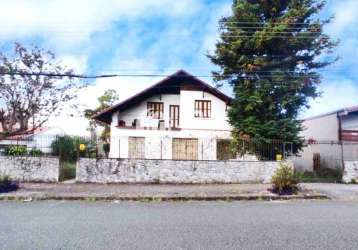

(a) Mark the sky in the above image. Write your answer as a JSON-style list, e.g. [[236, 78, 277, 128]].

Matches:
[[0, 0, 357, 135]]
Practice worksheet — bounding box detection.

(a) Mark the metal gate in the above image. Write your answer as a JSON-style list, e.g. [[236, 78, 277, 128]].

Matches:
[[172, 138, 198, 160]]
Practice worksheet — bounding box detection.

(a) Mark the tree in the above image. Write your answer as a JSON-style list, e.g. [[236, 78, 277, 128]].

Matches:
[[209, 0, 337, 150], [0, 43, 82, 135], [84, 89, 118, 142]]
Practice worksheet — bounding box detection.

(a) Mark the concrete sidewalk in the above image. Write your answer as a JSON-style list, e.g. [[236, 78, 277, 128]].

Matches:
[[302, 183, 358, 201], [0, 183, 326, 201]]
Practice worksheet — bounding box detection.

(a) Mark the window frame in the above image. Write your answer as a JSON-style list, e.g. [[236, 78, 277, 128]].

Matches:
[[147, 102, 164, 119], [194, 100, 211, 118]]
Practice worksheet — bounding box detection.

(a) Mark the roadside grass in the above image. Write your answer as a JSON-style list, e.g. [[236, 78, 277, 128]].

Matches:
[[59, 161, 76, 182], [296, 168, 343, 183]]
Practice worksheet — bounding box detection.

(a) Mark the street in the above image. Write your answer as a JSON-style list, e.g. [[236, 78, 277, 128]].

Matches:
[[1, 201, 358, 250]]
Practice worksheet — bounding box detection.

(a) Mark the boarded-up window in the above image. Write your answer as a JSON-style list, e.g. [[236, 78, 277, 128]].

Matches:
[[217, 139, 235, 160], [194, 100, 211, 118], [128, 137, 145, 159], [147, 102, 164, 119], [172, 138, 198, 160]]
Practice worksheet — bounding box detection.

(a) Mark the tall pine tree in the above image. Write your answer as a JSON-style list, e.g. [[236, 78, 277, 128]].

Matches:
[[210, 0, 337, 149]]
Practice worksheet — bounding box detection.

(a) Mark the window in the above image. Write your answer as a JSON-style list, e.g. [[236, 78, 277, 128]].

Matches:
[[194, 100, 211, 118], [147, 102, 163, 119]]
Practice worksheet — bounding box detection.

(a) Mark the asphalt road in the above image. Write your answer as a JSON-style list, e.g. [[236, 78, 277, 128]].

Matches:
[[1, 201, 358, 250]]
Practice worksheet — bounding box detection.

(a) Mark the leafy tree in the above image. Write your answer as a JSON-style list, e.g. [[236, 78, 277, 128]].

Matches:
[[209, 0, 337, 150], [84, 89, 118, 142], [0, 43, 82, 135]]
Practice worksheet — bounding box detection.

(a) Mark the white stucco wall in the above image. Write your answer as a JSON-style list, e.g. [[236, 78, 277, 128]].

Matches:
[[109, 90, 232, 160], [301, 113, 339, 141], [179, 90, 231, 130], [109, 128, 231, 160], [116, 94, 180, 128]]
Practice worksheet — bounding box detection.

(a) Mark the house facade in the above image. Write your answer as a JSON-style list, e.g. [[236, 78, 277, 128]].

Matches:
[[0, 127, 64, 154], [294, 106, 358, 171], [93, 70, 234, 160]]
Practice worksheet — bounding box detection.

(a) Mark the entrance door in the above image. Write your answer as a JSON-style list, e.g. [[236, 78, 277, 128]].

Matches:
[[169, 105, 180, 128]]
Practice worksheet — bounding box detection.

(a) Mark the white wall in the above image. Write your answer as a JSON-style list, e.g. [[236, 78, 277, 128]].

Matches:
[[179, 90, 231, 130], [292, 143, 343, 171], [117, 94, 180, 128], [109, 128, 232, 159], [109, 89, 232, 160], [301, 113, 339, 141]]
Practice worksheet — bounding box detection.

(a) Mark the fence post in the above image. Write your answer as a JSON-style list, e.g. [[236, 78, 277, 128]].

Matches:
[[341, 141, 345, 170], [160, 138, 163, 160]]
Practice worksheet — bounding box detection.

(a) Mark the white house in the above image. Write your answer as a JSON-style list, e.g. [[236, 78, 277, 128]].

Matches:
[[0, 127, 65, 154], [93, 70, 234, 160]]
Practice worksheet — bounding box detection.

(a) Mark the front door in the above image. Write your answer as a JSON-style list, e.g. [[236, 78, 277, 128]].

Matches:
[[169, 105, 180, 128]]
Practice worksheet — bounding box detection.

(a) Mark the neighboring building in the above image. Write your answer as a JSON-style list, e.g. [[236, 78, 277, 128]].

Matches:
[[294, 106, 358, 171], [0, 127, 64, 154], [93, 70, 234, 160], [301, 105, 358, 142]]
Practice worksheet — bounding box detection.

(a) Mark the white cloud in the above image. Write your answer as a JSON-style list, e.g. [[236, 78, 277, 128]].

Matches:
[[39, 1, 230, 137], [302, 79, 358, 118], [326, 0, 358, 37], [0, 0, 202, 47]]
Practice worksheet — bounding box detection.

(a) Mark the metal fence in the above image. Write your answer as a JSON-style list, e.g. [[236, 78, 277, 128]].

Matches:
[[292, 140, 358, 171], [0, 135, 296, 161]]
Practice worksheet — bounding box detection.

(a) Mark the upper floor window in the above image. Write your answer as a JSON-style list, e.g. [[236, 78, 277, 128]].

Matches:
[[147, 102, 163, 119], [194, 100, 211, 118]]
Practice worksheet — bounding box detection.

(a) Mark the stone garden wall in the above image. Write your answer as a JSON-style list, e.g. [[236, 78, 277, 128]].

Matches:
[[77, 158, 287, 184], [0, 156, 59, 182], [343, 161, 358, 183]]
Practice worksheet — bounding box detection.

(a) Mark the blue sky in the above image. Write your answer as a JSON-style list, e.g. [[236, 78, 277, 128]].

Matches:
[[1, 0, 358, 135]]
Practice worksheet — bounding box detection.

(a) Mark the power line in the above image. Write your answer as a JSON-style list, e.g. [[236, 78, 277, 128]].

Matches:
[[0, 71, 320, 79], [220, 21, 319, 25]]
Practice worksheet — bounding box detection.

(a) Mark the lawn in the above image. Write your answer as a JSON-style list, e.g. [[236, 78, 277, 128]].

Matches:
[[296, 168, 343, 183]]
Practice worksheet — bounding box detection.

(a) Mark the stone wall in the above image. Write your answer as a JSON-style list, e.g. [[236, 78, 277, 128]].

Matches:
[[77, 158, 287, 184], [343, 161, 358, 183], [0, 156, 59, 182]]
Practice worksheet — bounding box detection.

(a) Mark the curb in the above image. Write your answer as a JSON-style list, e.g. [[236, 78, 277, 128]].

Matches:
[[0, 194, 329, 202]]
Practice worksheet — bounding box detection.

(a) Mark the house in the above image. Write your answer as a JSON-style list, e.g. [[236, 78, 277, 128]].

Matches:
[[0, 127, 64, 154], [93, 70, 234, 160], [294, 106, 358, 171]]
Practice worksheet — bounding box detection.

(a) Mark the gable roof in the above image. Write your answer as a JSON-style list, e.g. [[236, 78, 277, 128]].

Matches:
[[93, 70, 232, 124], [304, 105, 358, 121]]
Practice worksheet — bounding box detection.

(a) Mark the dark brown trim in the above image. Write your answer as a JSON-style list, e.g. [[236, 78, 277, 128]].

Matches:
[[194, 100, 211, 118], [338, 113, 342, 142], [169, 105, 180, 128], [147, 102, 164, 119]]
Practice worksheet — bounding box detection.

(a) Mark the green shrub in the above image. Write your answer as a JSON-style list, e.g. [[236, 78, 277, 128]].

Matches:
[[52, 135, 92, 162], [271, 162, 298, 194], [103, 143, 110, 157], [59, 162, 76, 181], [29, 148, 44, 157], [0, 175, 19, 193], [6, 145, 27, 156]]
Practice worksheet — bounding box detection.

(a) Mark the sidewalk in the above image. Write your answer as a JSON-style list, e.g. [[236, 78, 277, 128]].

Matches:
[[0, 183, 327, 201], [301, 183, 358, 201]]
